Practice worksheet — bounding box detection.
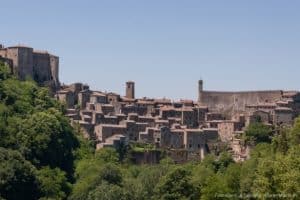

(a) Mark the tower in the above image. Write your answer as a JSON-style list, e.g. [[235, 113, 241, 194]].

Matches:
[[126, 81, 135, 99], [198, 80, 203, 103], [49, 54, 60, 88], [6, 46, 34, 80]]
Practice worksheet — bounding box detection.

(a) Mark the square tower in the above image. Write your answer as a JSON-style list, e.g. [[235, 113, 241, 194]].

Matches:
[[198, 80, 203, 103], [126, 81, 135, 99], [6, 46, 34, 80]]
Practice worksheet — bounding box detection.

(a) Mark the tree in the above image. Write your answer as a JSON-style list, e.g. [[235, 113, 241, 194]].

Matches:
[[37, 167, 71, 200], [272, 146, 300, 197], [201, 174, 234, 200], [70, 161, 122, 200], [154, 167, 198, 200], [214, 152, 234, 173], [272, 127, 289, 154], [252, 158, 277, 199], [288, 118, 300, 146], [0, 148, 39, 200], [224, 163, 241, 194], [122, 165, 164, 200], [99, 163, 123, 186], [17, 110, 79, 177], [0, 63, 81, 199], [0, 103, 10, 147], [95, 148, 119, 164], [87, 181, 130, 200], [0, 62, 11, 80], [191, 164, 214, 198], [239, 157, 258, 195], [244, 122, 272, 144]]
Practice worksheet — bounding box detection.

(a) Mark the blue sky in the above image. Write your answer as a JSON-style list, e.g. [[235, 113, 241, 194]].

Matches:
[[2, 0, 300, 100]]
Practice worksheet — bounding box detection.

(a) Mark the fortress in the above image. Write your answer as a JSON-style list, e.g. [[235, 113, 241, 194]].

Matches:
[[0, 44, 60, 90]]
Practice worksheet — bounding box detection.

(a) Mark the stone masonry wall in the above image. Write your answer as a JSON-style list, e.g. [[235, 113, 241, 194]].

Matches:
[[200, 90, 283, 113]]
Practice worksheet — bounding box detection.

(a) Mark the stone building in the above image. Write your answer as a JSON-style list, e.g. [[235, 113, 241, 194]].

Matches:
[[95, 124, 127, 143], [273, 107, 293, 125], [55, 78, 300, 163], [217, 120, 243, 142], [0, 44, 60, 90], [57, 89, 75, 108], [247, 110, 270, 125]]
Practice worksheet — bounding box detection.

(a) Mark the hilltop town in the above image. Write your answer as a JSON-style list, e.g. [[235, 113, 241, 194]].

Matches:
[[2, 44, 300, 163]]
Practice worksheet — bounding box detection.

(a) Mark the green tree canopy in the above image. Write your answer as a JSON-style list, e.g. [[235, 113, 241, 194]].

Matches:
[[154, 167, 198, 200], [37, 167, 72, 200], [0, 147, 38, 200], [244, 122, 273, 144]]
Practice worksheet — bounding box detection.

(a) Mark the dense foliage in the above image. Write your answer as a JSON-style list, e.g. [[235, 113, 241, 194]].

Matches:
[[1, 62, 300, 200], [69, 122, 300, 200], [0, 63, 79, 200]]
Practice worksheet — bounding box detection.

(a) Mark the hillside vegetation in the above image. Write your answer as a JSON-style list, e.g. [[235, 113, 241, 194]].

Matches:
[[1, 62, 300, 200]]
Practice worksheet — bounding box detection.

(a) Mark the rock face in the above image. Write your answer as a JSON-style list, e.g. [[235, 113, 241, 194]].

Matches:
[[0, 44, 60, 90]]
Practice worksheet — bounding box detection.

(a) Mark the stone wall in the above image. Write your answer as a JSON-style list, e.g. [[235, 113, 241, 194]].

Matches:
[[200, 90, 283, 114], [160, 128, 184, 149], [131, 150, 161, 165], [248, 110, 270, 125], [49, 55, 59, 88], [94, 124, 126, 143], [57, 91, 75, 108], [33, 51, 52, 83], [3, 47, 34, 80], [217, 122, 235, 142], [16, 47, 34, 80], [273, 109, 293, 125]]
